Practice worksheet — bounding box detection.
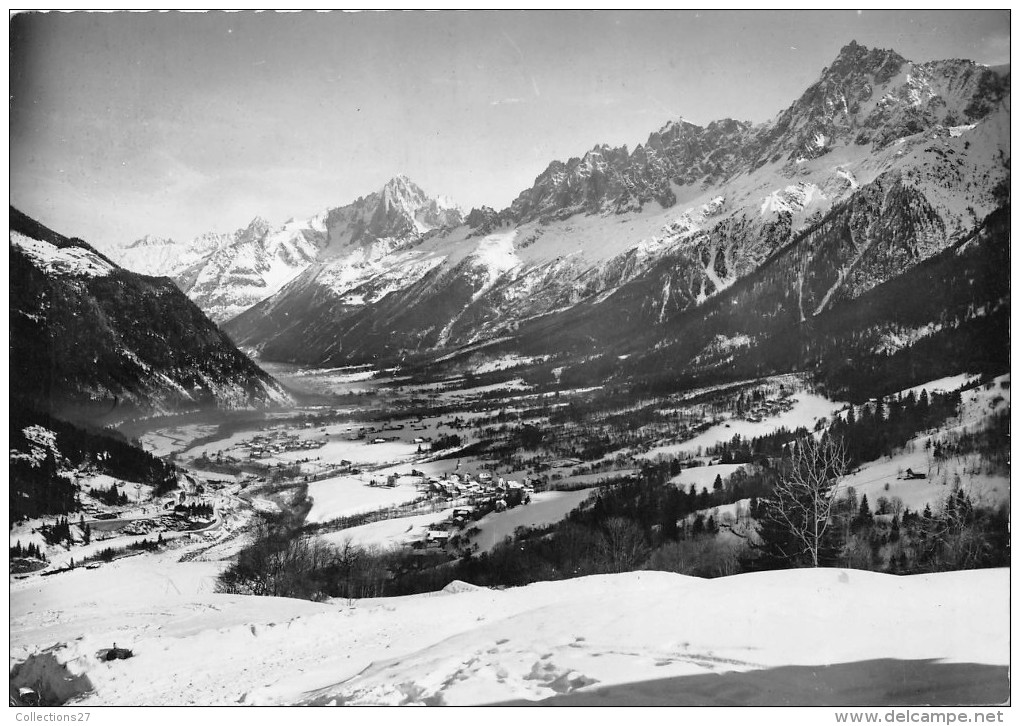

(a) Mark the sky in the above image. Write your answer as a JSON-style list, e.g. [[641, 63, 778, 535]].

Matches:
[[10, 9, 1011, 249]]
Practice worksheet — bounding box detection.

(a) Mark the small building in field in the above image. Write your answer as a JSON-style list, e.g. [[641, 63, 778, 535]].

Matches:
[[425, 530, 450, 546]]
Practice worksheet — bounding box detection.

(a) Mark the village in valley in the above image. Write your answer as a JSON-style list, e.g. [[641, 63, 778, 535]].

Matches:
[[11, 363, 1008, 577]]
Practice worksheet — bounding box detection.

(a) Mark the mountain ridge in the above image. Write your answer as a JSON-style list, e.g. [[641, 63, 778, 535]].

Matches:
[[222, 41, 1008, 368]]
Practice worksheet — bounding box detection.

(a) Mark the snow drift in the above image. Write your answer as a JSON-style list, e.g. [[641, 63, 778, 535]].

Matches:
[[9, 556, 1008, 707]]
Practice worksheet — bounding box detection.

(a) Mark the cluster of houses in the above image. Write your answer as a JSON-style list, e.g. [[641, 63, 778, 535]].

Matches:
[[422, 472, 539, 548], [365, 469, 536, 501], [420, 506, 479, 547], [740, 392, 795, 423], [361, 468, 540, 549], [245, 431, 326, 459], [421, 470, 536, 501]]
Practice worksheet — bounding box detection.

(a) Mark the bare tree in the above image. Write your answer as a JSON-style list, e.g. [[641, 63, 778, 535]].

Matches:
[[598, 517, 650, 573], [760, 436, 849, 567]]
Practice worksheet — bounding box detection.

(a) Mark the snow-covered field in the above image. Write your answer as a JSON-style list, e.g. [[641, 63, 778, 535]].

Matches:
[[310, 478, 593, 551], [281, 438, 418, 466], [895, 374, 979, 400], [640, 391, 845, 460], [669, 463, 746, 491], [696, 498, 753, 527], [183, 425, 420, 470], [305, 475, 423, 524], [839, 448, 1008, 512], [260, 363, 388, 396], [469, 354, 548, 375], [469, 489, 594, 552], [138, 424, 219, 457], [319, 507, 456, 550], [839, 375, 1010, 512], [10, 554, 1008, 707]]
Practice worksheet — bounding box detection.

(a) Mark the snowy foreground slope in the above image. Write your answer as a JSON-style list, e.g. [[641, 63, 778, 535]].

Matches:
[[10, 554, 1008, 706]]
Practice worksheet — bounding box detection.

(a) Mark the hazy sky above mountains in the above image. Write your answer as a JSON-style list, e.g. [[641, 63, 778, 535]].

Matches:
[[10, 10, 1010, 248]]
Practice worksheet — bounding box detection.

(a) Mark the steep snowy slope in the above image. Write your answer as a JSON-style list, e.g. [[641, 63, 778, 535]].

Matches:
[[225, 43, 1008, 367], [9, 555, 1008, 706], [528, 197, 1008, 406], [9, 207, 290, 420]]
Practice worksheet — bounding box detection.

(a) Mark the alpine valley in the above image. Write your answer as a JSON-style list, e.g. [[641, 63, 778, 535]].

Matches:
[[10, 40, 1011, 708]]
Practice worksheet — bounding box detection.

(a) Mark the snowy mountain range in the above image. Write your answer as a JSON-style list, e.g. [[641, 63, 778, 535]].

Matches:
[[113, 42, 1009, 371], [109, 176, 463, 322], [222, 42, 1009, 367]]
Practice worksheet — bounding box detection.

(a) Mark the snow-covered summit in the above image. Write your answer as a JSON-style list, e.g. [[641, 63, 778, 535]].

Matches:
[[371, 175, 464, 237]]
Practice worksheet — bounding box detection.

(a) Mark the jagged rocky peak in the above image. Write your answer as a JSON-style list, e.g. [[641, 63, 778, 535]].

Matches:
[[762, 41, 910, 160], [806, 40, 907, 121], [748, 39, 1011, 166], [369, 175, 463, 237], [379, 174, 459, 213], [464, 205, 512, 236], [238, 215, 272, 243], [647, 118, 700, 144], [823, 40, 906, 84], [579, 142, 629, 165], [466, 206, 498, 229], [380, 174, 426, 208], [507, 115, 755, 222]]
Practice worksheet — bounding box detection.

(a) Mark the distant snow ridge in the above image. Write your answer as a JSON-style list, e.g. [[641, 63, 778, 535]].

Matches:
[[112, 234, 215, 279], [180, 215, 328, 322]]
